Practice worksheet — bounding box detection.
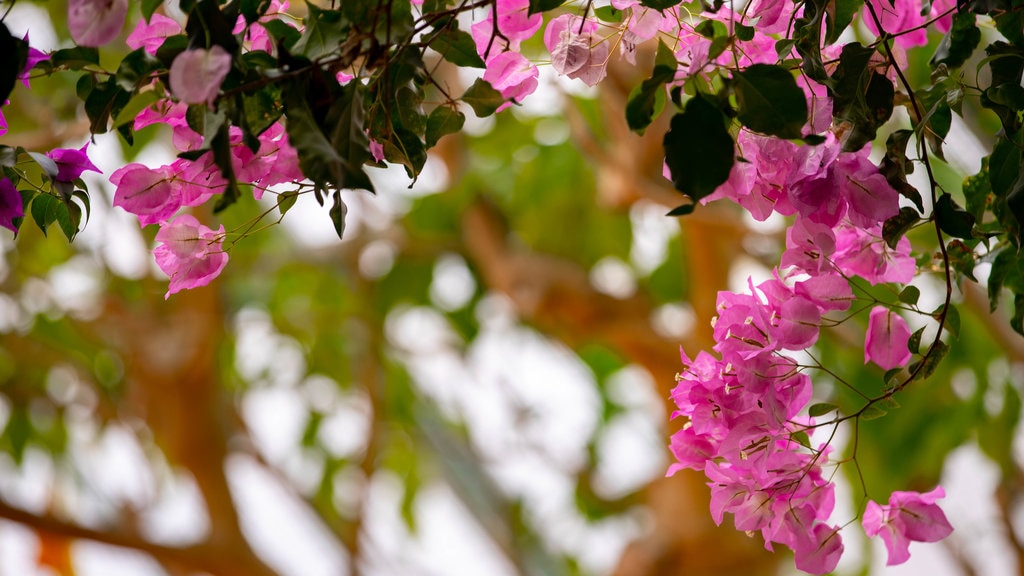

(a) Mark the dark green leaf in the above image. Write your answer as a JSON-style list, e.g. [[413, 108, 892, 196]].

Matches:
[[293, 3, 348, 59], [808, 402, 838, 417], [911, 340, 950, 381], [639, 0, 682, 8], [733, 64, 808, 139], [115, 48, 161, 91], [528, 0, 564, 13], [734, 23, 755, 41], [908, 326, 926, 354], [882, 206, 920, 249], [326, 82, 376, 192], [988, 248, 1024, 311], [934, 193, 975, 239], [898, 285, 920, 305], [624, 41, 676, 134], [383, 127, 428, 180], [963, 157, 990, 221], [329, 190, 347, 239], [113, 90, 164, 128], [0, 23, 26, 107], [185, 0, 239, 54], [990, 140, 1018, 198], [830, 43, 893, 151], [425, 106, 465, 148], [879, 129, 924, 211], [825, 0, 864, 44], [663, 94, 734, 202], [1012, 293, 1024, 335], [241, 0, 272, 24], [49, 47, 101, 70], [946, 239, 978, 281], [395, 86, 426, 138], [462, 78, 505, 117], [142, 0, 164, 21], [665, 203, 695, 216], [931, 11, 980, 70], [430, 27, 486, 68], [937, 302, 961, 338], [260, 19, 302, 48], [30, 194, 61, 236], [155, 35, 189, 67], [58, 200, 82, 241]]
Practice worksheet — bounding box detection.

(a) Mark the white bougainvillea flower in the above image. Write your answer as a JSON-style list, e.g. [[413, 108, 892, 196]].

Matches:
[[169, 46, 233, 106], [68, 0, 129, 47]]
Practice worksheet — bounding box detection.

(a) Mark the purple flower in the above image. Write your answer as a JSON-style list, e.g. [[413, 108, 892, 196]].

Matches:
[[863, 486, 954, 565], [46, 143, 100, 182], [0, 177, 23, 233]]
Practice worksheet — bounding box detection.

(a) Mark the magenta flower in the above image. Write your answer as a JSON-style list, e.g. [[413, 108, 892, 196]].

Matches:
[[46, 144, 100, 182], [68, 0, 129, 47], [153, 214, 229, 298], [863, 486, 954, 565], [110, 163, 181, 226], [126, 13, 182, 55], [0, 177, 23, 233], [864, 306, 912, 370], [19, 34, 48, 87], [169, 46, 233, 106], [481, 52, 538, 112]]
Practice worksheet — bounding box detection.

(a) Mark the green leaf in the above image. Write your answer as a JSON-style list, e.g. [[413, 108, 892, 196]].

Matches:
[[882, 206, 920, 250], [58, 200, 82, 241], [732, 64, 808, 139], [113, 89, 163, 128], [49, 46, 101, 70], [329, 190, 347, 239], [462, 78, 505, 117], [937, 302, 961, 339], [430, 27, 486, 68], [293, 3, 348, 59], [963, 157, 990, 221], [931, 11, 980, 70], [30, 194, 61, 236], [594, 6, 624, 21], [990, 140, 1019, 198], [912, 340, 950, 381], [395, 86, 426, 138], [808, 402, 838, 417], [639, 0, 682, 8], [830, 43, 893, 151], [825, 0, 864, 44], [665, 203, 695, 216], [946, 239, 978, 281], [907, 326, 926, 354], [115, 48, 161, 91], [860, 404, 887, 421], [625, 41, 676, 134], [528, 0, 564, 13], [663, 95, 734, 202], [142, 0, 163, 21], [1012, 293, 1024, 335], [326, 82, 376, 192], [934, 193, 975, 239], [425, 106, 465, 148], [898, 285, 920, 305], [277, 190, 298, 216]]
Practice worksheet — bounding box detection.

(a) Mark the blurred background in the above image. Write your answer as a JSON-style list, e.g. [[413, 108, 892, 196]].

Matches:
[[2, 3, 1024, 575]]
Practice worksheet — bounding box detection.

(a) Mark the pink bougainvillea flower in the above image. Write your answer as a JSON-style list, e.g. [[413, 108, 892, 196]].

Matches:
[[169, 46, 233, 106], [863, 486, 953, 565], [46, 143, 100, 182], [482, 51, 538, 112], [548, 25, 609, 87], [0, 177, 23, 233], [68, 0, 129, 47], [864, 306, 912, 370], [126, 13, 182, 54], [863, 0, 927, 48], [110, 163, 181, 225], [153, 214, 229, 298]]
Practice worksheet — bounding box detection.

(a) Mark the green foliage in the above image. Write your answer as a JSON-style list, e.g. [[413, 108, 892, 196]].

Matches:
[[663, 94, 734, 204], [731, 64, 808, 139]]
